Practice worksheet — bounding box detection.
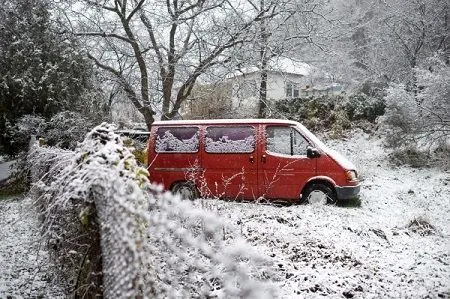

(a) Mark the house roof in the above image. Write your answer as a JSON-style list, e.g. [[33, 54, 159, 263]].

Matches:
[[226, 57, 311, 79]]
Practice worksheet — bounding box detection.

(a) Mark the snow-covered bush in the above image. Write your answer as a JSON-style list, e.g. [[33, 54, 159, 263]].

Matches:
[[388, 146, 430, 168], [29, 123, 275, 298], [380, 55, 449, 165], [4, 115, 47, 153], [45, 111, 94, 149], [272, 94, 383, 137], [346, 93, 385, 123], [273, 95, 346, 132], [0, 116, 46, 194], [380, 84, 418, 148], [6, 112, 93, 155], [3, 112, 93, 194]]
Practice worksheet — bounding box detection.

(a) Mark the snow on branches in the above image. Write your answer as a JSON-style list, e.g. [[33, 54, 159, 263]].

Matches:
[[28, 123, 275, 298]]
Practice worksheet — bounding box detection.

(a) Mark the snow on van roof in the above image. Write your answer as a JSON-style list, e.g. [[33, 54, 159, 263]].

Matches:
[[153, 119, 299, 126]]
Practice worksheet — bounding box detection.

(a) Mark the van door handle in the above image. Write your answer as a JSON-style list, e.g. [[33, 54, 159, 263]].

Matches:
[[261, 155, 266, 163], [249, 155, 254, 163]]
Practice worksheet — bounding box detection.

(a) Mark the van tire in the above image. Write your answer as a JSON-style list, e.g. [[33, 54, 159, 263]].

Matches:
[[171, 182, 198, 200], [302, 183, 337, 205]]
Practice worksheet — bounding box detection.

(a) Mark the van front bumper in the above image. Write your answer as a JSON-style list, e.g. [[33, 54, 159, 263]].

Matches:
[[336, 184, 361, 200]]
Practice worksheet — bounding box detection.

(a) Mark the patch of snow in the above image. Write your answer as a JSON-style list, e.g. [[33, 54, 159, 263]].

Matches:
[[0, 197, 64, 298], [156, 130, 199, 152], [205, 135, 255, 153], [270, 57, 312, 76], [226, 57, 312, 78], [325, 148, 357, 171], [0, 160, 15, 181]]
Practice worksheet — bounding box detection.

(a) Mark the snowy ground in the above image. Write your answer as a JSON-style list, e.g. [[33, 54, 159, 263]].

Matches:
[[0, 157, 64, 297], [1, 131, 449, 298], [194, 130, 450, 298], [0, 160, 15, 181], [0, 196, 64, 298]]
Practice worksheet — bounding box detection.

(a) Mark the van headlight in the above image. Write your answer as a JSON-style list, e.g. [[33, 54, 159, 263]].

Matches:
[[345, 170, 357, 181]]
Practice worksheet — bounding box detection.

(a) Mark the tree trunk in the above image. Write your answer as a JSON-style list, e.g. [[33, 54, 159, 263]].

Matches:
[[258, 0, 268, 119], [138, 106, 155, 131], [258, 69, 268, 118]]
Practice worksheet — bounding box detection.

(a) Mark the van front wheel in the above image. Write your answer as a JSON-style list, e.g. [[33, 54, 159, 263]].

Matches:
[[172, 182, 198, 200], [302, 183, 337, 205]]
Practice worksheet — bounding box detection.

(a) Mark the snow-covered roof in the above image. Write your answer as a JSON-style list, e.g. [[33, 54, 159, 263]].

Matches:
[[226, 57, 311, 79], [272, 57, 312, 76]]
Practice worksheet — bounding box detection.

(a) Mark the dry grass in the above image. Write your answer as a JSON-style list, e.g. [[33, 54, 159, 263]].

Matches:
[[407, 216, 436, 236]]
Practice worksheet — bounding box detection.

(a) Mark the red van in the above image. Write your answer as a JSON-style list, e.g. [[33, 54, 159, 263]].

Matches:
[[147, 119, 360, 204]]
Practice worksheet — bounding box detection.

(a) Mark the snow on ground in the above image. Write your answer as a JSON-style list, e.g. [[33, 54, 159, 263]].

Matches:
[[194, 130, 450, 298], [0, 160, 15, 181], [0, 196, 64, 298], [0, 130, 449, 298]]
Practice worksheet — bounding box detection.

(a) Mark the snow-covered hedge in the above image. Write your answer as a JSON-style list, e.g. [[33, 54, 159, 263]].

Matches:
[[380, 55, 450, 153], [28, 123, 274, 298], [6, 111, 94, 155], [271, 94, 384, 137]]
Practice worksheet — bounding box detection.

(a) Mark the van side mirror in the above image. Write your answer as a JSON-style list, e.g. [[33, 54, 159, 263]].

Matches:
[[307, 147, 321, 158]]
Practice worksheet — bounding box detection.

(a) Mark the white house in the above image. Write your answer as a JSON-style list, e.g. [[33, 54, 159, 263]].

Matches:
[[227, 58, 312, 117]]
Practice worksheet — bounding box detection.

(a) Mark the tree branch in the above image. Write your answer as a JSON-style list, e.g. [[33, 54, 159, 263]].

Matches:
[[86, 53, 143, 111], [75, 31, 133, 44], [127, 0, 146, 22]]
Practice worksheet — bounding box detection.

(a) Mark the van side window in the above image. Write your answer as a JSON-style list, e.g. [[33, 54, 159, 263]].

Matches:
[[155, 127, 199, 153], [266, 126, 309, 156], [205, 126, 255, 153]]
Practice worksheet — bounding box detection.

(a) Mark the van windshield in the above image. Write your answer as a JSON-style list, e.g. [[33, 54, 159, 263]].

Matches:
[[295, 124, 328, 151]]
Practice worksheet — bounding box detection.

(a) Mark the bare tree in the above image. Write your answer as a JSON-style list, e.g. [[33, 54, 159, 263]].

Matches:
[[324, 0, 449, 87], [237, 0, 329, 117], [57, 0, 273, 129], [364, 0, 449, 88]]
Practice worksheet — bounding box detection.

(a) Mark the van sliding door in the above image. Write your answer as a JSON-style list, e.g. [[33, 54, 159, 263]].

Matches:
[[201, 125, 258, 200]]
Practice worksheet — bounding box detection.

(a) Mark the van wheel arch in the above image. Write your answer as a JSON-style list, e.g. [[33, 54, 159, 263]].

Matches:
[[170, 181, 199, 200], [300, 180, 337, 205]]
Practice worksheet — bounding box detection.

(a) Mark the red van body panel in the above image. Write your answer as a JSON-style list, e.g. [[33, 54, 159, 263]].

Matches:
[[199, 124, 259, 199], [147, 119, 360, 202], [147, 125, 201, 191]]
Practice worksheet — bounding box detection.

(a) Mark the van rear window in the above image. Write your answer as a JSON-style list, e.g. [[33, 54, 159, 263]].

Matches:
[[155, 127, 199, 153], [205, 126, 255, 153]]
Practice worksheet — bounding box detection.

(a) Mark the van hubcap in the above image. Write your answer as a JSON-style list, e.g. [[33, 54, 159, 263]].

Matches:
[[307, 190, 328, 205], [176, 186, 194, 199]]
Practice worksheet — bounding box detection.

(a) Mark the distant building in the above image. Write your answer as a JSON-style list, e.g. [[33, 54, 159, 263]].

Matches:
[[227, 58, 310, 117], [181, 58, 345, 119]]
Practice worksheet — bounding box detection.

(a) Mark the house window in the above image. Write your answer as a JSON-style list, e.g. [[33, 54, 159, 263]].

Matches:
[[286, 83, 292, 97], [285, 82, 300, 98], [293, 86, 299, 97]]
